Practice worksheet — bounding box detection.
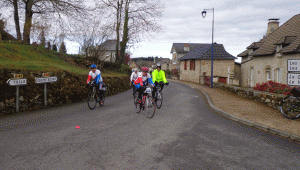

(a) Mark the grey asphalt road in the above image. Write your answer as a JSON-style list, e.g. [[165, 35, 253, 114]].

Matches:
[[1, 81, 300, 170]]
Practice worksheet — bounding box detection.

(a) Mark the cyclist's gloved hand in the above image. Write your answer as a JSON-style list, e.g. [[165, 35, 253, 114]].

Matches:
[[166, 82, 169, 86]]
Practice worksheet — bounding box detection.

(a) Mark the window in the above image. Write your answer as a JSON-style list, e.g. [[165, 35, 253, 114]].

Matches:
[[184, 61, 187, 70], [190, 60, 195, 70], [276, 45, 282, 52], [276, 68, 281, 82], [266, 71, 271, 81], [250, 68, 254, 87], [248, 49, 253, 55]]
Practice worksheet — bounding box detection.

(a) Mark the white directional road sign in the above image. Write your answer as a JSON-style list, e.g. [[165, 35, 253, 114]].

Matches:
[[288, 59, 300, 72], [287, 73, 300, 86], [35, 77, 58, 84], [7, 78, 27, 86]]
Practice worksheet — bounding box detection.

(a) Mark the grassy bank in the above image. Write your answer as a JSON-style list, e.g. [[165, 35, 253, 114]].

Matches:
[[0, 42, 130, 77]]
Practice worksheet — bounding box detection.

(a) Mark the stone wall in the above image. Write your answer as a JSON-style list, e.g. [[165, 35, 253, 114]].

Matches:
[[214, 82, 287, 110], [0, 68, 130, 116]]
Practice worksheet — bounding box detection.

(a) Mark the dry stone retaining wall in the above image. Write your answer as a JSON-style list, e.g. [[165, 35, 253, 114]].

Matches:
[[0, 68, 130, 116], [214, 82, 287, 110]]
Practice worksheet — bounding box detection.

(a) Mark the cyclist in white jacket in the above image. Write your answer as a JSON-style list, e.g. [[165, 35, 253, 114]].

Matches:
[[130, 68, 139, 95]]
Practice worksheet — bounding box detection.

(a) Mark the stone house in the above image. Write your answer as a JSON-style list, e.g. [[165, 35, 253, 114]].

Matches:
[[170, 43, 206, 70], [128, 61, 141, 71], [179, 43, 237, 85], [156, 58, 173, 71], [238, 15, 300, 87], [98, 40, 120, 63]]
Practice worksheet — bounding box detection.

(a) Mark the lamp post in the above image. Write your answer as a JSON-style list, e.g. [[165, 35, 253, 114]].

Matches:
[[202, 8, 214, 88]]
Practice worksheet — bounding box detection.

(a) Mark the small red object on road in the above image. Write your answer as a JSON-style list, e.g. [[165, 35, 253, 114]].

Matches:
[[76, 126, 80, 129]]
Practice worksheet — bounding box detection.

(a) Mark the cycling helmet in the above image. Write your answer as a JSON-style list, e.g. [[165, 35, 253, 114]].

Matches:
[[157, 63, 161, 68], [141, 67, 149, 72], [90, 64, 97, 69]]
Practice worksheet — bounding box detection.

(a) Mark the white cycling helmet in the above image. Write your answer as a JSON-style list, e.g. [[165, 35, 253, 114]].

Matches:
[[134, 68, 138, 71], [157, 63, 161, 68]]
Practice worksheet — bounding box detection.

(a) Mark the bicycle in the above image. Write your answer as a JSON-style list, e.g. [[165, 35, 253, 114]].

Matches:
[[154, 82, 168, 109], [155, 84, 163, 109], [134, 86, 156, 118], [87, 82, 107, 110], [280, 88, 300, 119]]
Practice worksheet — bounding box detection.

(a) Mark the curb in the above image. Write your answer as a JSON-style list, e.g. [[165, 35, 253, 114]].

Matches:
[[172, 80, 300, 142]]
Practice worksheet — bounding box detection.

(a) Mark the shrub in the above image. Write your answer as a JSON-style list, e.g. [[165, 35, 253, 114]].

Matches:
[[253, 81, 293, 95]]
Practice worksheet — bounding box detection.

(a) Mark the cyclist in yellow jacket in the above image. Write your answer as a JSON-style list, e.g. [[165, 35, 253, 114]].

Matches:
[[152, 63, 169, 98]]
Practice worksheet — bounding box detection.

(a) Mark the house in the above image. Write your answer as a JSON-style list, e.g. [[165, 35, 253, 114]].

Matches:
[[238, 15, 300, 87], [170, 43, 206, 70], [128, 61, 141, 71], [98, 40, 120, 63], [155, 58, 173, 71], [178, 43, 237, 85]]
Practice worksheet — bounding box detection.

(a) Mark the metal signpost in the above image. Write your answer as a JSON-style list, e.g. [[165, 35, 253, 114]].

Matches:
[[35, 73, 58, 107], [6, 74, 27, 112]]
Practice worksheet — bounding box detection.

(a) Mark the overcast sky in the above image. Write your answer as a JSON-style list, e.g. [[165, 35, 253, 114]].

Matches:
[[92, 0, 298, 63], [3, 0, 298, 63]]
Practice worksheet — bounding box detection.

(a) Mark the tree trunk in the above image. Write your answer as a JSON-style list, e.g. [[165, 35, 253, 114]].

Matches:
[[120, 1, 129, 65], [23, 0, 34, 44], [13, 0, 21, 40], [115, 0, 123, 66]]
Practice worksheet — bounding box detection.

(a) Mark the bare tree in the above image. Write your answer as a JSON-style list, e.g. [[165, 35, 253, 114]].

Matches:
[[22, 0, 87, 44], [99, 0, 164, 65], [70, 15, 113, 70], [99, 0, 124, 65], [1, 0, 22, 40], [13, 0, 21, 40]]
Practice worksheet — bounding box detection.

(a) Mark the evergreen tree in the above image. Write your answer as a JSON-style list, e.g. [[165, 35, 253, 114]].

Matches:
[[52, 44, 57, 52], [59, 42, 67, 53]]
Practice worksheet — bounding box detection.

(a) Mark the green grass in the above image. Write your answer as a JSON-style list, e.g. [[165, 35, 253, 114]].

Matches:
[[0, 42, 131, 77], [0, 43, 91, 75]]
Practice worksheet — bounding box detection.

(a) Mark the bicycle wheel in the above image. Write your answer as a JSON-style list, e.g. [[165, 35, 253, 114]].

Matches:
[[145, 96, 156, 118], [99, 94, 105, 106], [280, 96, 300, 119], [156, 91, 163, 109], [87, 91, 97, 110], [133, 93, 138, 104], [134, 97, 142, 114]]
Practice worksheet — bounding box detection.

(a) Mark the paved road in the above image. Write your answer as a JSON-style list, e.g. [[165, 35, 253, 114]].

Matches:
[[1, 81, 300, 169]]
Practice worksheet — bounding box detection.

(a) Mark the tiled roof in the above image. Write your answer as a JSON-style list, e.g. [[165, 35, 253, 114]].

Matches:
[[238, 50, 248, 57], [247, 41, 264, 49], [171, 43, 207, 53], [238, 14, 300, 57], [99, 40, 120, 51], [275, 36, 297, 45], [179, 43, 236, 61]]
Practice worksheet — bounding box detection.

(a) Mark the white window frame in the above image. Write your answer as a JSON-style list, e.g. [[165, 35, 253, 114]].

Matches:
[[276, 68, 281, 82], [266, 71, 271, 81], [276, 45, 282, 52], [250, 68, 254, 87]]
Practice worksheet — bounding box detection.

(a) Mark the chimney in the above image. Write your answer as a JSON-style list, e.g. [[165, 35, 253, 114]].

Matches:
[[267, 18, 279, 36]]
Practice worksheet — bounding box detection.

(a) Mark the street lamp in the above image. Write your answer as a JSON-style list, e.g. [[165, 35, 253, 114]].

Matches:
[[202, 8, 214, 88]]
